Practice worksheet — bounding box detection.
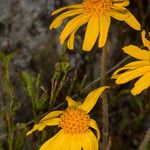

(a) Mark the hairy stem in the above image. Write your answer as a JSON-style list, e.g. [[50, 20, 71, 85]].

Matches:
[[100, 42, 109, 150]]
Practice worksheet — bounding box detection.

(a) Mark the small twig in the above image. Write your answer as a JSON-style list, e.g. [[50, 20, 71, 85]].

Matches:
[[80, 56, 130, 92]]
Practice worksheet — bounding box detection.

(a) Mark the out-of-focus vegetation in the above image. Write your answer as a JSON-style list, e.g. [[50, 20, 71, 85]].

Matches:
[[0, 0, 150, 150]]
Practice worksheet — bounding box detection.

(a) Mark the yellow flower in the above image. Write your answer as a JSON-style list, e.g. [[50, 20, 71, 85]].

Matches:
[[27, 86, 108, 150], [50, 0, 141, 51], [112, 30, 150, 95]]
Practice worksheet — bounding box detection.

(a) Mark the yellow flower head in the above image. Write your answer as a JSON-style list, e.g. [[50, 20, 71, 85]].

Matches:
[[50, 0, 141, 51], [27, 86, 109, 150], [112, 30, 150, 95]]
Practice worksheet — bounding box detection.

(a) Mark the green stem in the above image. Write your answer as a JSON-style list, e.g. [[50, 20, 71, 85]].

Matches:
[[4, 64, 14, 150], [100, 42, 109, 150]]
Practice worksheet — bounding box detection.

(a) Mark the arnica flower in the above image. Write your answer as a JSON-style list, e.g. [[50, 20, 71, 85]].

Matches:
[[112, 30, 150, 95], [27, 86, 108, 150], [50, 0, 141, 51]]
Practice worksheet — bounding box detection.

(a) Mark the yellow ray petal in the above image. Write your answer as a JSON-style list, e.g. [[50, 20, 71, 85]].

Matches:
[[81, 131, 93, 150], [90, 119, 100, 141], [123, 45, 150, 60], [131, 72, 150, 95], [67, 28, 78, 50], [66, 96, 80, 107], [141, 30, 150, 50], [115, 66, 150, 84], [40, 130, 64, 150], [112, 0, 129, 7], [70, 134, 82, 150], [41, 118, 60, 128], [125, 60, 150, 67], [50, 9, 84, 29], [123, 9, 141, 30], [110, 7, 141, 31], [88, 130, 99, 150], [26, 118, 60, 135], [57, 133, 71, 150], [26, 111, 63, 135], [112, 60, 150, 78], [36, 118, 60, 131], [80, 86, 109, 113], [26, 124, 39, 136], [40, 111, 63, 122], [52, 4, 83, 16], [98, 14, 111, 48], [60, 13, 91, 45], [82, 15, 99, 51], [110, 6, 129, 21]]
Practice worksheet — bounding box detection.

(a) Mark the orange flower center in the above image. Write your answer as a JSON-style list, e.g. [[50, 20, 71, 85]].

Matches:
[[59, 107, 90, 134], [83, 0, 112, 15]]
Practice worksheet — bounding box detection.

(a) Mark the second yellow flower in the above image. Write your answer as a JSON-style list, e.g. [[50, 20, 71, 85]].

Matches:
[[50, 0, 141, 51]]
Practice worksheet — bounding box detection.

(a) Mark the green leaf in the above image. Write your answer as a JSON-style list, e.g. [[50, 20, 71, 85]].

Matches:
[[0, 51, 14, 65], [0, 51, 5, 60], [36, 94, 48, 110], [60, 61, 71, 73], [19, 71, 35, 97]]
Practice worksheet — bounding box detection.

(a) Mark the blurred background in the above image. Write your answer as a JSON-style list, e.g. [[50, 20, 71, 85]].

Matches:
[[0, 0, 150, 149]]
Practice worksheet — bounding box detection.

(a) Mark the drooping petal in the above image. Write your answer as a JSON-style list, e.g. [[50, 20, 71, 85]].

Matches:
[[110, 6, 129, 21], [41, 118, 60, 128], [66, 96, 80, 107], [123, 9, 141, 30], [115, 66, 150, 84], [40, 130, 64, 150], [123, 45, 150, 60], [26, 118, 60, 135], [26, 124, 39, 136], [141, 30, 150, 50], [112, 0, 129, 7], [131, 72, 150, 95], [37, 118, 60, 131], [112, 60, 150, 78], [80, 86, 109, 113], [60, 13, 91, 45], [98, 14, 111, 48], [90, 119, 100, 141], [40, 111, 63, 121], [26, 111, 63, 135], [51, 4, 83, 16], [50, 9, 84, 29], [82, 15, 99, 51]]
